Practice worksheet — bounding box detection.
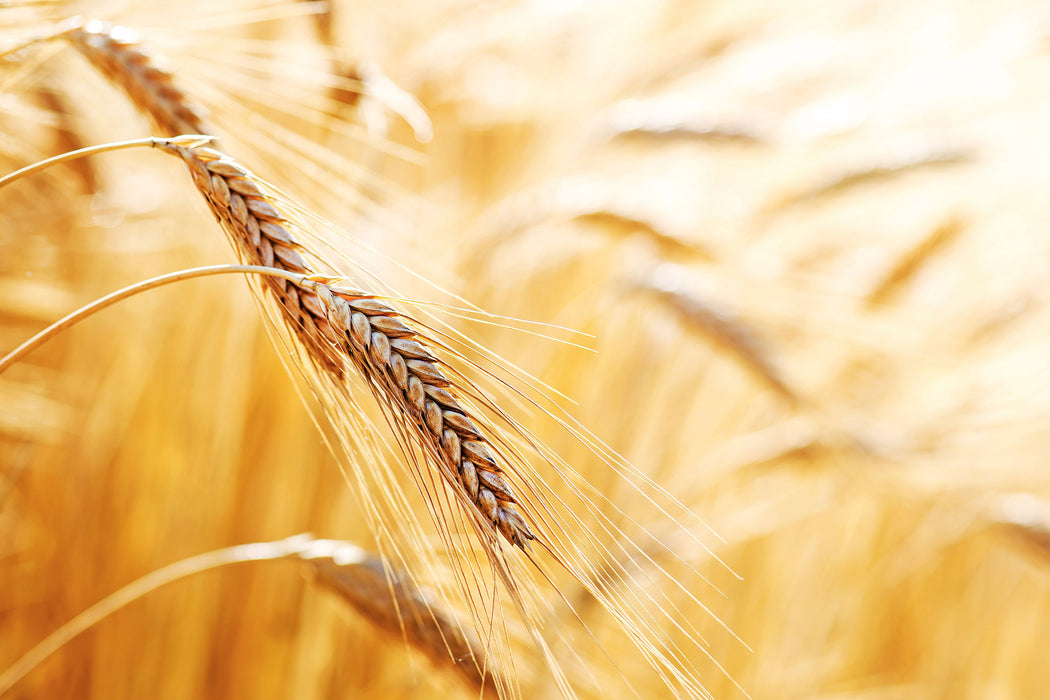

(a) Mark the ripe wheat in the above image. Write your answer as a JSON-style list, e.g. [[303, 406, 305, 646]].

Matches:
[[9, 16, 744, 697], [55, 18, 534, 550], [64, 20, 214, 137], [0, 535, 498, 697], [157, 139, 536, 550], [303, 539, 501, 697]]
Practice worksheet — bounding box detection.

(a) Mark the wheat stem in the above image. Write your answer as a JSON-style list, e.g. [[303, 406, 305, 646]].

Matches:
[[0, 536, 315, 696], [0, 135, 211, 190], [0, 264, 309, 375], [0, 535, 496, 697]]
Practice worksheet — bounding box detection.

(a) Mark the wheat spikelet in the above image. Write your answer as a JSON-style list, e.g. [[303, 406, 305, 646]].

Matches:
[[64, 19, 214, 137], [156, 139, 535, 550]]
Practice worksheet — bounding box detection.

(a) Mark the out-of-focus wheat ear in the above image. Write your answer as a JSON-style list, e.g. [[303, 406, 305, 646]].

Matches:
[[63, 19, 215, 137], [866, 215, 965, 307], [156, 140, 536, 550], [299, 539, 502, 698], [470, 176, 716, 266], [599, 97, 767, 144], [36, 86, 98, 192], [991, 493, 1050, 560], [639, 268, 798, 403], [768, 143, 974, 212], [300, 1, 433, 143]]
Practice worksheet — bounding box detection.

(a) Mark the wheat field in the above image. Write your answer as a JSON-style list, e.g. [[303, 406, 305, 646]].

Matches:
[[3, 0, 1050, 698]]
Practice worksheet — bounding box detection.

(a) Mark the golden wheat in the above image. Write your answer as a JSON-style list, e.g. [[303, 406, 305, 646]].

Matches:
[[301, 539, 501, 697], [53, 16, 534, 547], [64, 19, 214, 137], [0, 535, 497, 697], [156, 139, 535, 549]]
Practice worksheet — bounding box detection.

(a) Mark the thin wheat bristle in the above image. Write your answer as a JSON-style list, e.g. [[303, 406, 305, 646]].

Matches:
[[64, 19, 214, 137], [300, 540, 501, 697], [157, 140, 535, 550]]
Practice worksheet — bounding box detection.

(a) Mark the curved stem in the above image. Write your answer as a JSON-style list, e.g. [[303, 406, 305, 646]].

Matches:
[[0, 535, 319, 696], [0, 135, 215, 190], [0, 264, 311, 375]]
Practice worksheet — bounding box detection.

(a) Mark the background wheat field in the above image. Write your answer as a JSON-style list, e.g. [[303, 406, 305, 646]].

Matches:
[[3, 0, 1050, 698]]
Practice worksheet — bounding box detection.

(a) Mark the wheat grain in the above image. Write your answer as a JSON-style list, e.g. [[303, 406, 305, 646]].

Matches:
[[156, 139, 536, 550]]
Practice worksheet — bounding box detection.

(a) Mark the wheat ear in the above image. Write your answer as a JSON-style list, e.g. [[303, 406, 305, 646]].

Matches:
[[866, 215, 965, 306], [302, 540, 500, 696], [157, 140, 535, 550], [992, 494, 1050, 559], [64, 19, 214, 137], [641, 273, 797, 402]]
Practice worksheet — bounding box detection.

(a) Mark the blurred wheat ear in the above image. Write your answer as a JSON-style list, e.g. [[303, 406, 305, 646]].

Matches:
[[302, 540, 502, 698], [64, 19, 215, 136]]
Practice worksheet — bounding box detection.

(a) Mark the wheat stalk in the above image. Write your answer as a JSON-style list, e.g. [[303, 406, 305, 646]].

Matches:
[[0, 535, 497, 697], [155, 139, 535, 550]]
